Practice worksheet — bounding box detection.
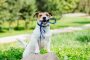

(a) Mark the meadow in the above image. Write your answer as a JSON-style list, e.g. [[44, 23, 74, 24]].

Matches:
[[0, 29, 90, 60], [0, 0, 90, 60], [0, 16, 90, 37]]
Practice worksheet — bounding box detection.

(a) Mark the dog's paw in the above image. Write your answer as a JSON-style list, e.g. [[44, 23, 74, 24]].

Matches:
[[35, 50, 40, 54], [35, 53, 39, 54], [34, 52, 39, 54], [47, 50, 53, 53]]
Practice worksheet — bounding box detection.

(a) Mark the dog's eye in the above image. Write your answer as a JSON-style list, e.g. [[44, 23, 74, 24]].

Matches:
[[39, 15, 42, 17], [46, 14, 49, 16]]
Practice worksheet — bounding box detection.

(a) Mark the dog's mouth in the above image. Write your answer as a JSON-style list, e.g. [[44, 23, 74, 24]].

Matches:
[[37, 17, 56, 27], [41, 19, 50, 24], [42, 19, 49, 23], [41, 17, 49, 23], [37, 19, 50, 27]]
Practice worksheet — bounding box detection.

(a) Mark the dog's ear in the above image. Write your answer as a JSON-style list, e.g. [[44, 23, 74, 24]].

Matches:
[[34, 12, 39, 17], [49, 12, 52, 16]]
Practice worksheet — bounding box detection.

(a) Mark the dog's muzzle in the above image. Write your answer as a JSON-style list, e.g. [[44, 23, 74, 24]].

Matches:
[[41, 17, 49, 23], [39, 17, 56, 25], [42, 19, 49, 23]]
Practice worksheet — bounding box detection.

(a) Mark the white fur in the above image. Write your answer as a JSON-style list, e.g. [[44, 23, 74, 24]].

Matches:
[[18, 23, 52, 58]]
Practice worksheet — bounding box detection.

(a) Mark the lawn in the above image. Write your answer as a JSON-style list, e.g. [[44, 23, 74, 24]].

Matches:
[[51, 16, 90, 29], [0, 16, 90, 37], [0, 30, 33, 37], [51, 29, 90, 60], [0, 29, 90, 60]]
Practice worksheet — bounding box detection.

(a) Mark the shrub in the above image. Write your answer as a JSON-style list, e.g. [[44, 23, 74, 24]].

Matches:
[[36, 0, 79, 15], [0, 47, 23, 60], [0, 30, 90, 60], [75, 32, 90, 43]]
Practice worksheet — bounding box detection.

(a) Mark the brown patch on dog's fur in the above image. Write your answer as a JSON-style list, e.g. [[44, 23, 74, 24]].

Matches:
[[34, 12, 52, 21]]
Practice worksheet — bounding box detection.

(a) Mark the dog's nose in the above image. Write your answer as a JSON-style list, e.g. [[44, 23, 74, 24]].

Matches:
[[43, 17, 46, 20]]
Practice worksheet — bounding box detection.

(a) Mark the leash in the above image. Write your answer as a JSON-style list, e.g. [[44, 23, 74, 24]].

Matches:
[[37, 18, 56, 40], [39, 22, 46, 40], [49, 18, 56, 24]]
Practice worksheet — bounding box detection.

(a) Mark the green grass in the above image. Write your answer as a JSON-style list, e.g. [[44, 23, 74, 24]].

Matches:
[[0, 29, 90, 60], [51, 29, 90, 60], [51, 17, 90, 29], [0, 16, 90, 37], [0, 30, 33, 37]]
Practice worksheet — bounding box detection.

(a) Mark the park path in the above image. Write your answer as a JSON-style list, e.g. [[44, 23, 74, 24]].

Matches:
[[0, 24, 90, 43]]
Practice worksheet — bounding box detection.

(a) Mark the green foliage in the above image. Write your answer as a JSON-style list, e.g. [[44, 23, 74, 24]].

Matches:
[[0, 48, 23, 60], [0, 17, 90, 36], [0, 30, 90, 60], [19, 0, 36, 19], [75, 32, 90, 43], [36, 0, 79, 15], [51, 30, 90, 60], [0, 0, 37, 31], [78, 0, 90, 14], [1, 0, 88, 31], [40, 49, 47, 54]]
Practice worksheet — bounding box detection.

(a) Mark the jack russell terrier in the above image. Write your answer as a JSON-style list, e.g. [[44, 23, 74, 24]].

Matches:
[[18, 12, 56, 58]]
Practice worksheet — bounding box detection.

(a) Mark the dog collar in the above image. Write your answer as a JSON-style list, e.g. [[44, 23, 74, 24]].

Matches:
[[37, 22, 49, 27], [37, 22, 46, 40]]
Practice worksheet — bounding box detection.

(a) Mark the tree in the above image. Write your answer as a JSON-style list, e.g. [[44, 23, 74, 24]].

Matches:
[[0, 0, 9, 32], [5, 0, 23, 31], [19, 0, 36, 29], [78, 0, 90, 14], [36, 0, 79, 15]]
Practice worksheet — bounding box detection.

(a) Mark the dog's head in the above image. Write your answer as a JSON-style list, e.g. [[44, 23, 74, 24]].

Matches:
[[34, 12, 52, 26]]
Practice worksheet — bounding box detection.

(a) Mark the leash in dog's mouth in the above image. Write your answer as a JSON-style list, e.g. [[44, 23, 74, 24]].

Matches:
[[49, 18, 56, 24], [37, 18, 56, 27], [37, 18, 56, 40]]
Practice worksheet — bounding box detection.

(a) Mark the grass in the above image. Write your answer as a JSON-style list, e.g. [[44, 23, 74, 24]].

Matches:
[[0, 30, 33, 37], [51, 16, 90, 29], [0, 29, 90, 60], [51, 29, 90, 60], [0, 16, 90, 37]]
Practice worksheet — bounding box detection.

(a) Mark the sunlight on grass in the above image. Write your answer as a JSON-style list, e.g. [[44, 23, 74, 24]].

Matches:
[[51, 29, 90, 60], [0, 29, 90, 60], [0, 30, 33, 37], [51, 17, 90, 29], [0, 17, 90, 37]]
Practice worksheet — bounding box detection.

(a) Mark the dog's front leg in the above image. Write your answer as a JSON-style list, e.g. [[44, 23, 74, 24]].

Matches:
[[35, 41, 40, 54], [22, 38, 36, 58], [46, 38, 51, 52], [22, 42, 35, 58]]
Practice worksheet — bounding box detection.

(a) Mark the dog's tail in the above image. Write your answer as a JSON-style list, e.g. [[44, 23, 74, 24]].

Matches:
[[17, 39, 27, 48]]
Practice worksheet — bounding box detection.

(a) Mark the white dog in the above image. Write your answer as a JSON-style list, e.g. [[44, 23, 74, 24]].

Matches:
[[18, 12, 53, 58]]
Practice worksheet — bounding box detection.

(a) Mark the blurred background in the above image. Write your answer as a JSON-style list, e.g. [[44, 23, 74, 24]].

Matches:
[[0, 0, 90, 60], [0, 0, 90, 34]]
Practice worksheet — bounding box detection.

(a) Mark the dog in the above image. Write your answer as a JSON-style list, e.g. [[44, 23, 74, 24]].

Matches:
[[18, 12, 52, 58]]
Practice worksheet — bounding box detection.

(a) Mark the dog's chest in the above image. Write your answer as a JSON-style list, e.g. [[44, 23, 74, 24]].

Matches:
[[33, 26, 51, 40], [39, 28, 51, 39], [40, 30, 50, 39]]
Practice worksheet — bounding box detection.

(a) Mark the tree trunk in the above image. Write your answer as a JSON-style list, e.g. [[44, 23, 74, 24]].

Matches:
[[9, 21, 13, 31], [0, 21, 3, 32], [25, 20, 29, 30], [78, 0, 90, 15], [16, 20, 20, 29]]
